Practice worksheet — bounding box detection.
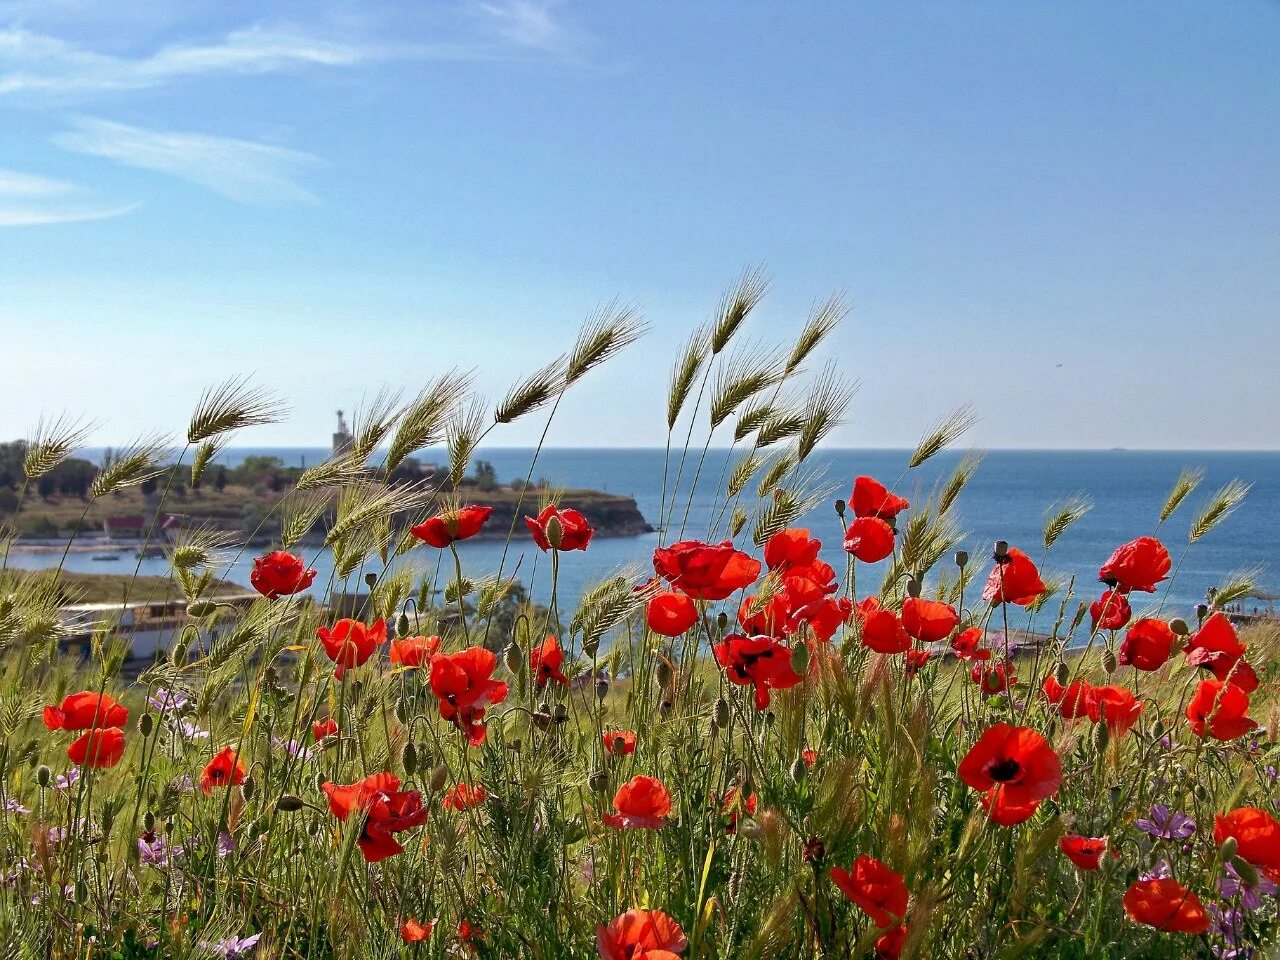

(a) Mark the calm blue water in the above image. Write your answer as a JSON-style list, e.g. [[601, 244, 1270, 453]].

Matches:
[[14, 448, 1278, 621]]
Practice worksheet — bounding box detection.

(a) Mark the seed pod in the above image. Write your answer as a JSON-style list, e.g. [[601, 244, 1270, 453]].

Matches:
[[402, 742, 418, 777], [764, 710, 775, 726], [1194, 783, 1208, 802], [906, 577, 922, 599], [595, 678, 610, 702], [36, 765, 51, 788], [954, 550, 969, 568], [589, 770, 608, 793], [143, 811, 155, 833], [186, 599, 216, 618], [545, 515, 564, 550], [1169, 617, 1189, 636], [364, 572, 378, 588], [429, 762, 449, 793], [1151, 718, 1164, 738], [1109, 784, 1122, 806], [396, 613, 411, 637], [395, 698, 410, 725], [834, 499, 847, 519], [716, 612, 729, 632], [1093, 719, 1110, 751], [789, 756, 807, 784], [1195, 603, 1209, 621], [714, 698, 730, 729], [1101, 649, 1117, 674], [790, 643, 810, 676], [738, 818, 764, 841], [655, 659, 674, 687], [553, 703, 569, 723], [138, 713, 154, 737], [1218, 837, 1238, 860], [170, 638, 189, 665], [504, 640, 523, 674], [241, 776, 256, 802], [1054, 661, 1070, 686], [277, 794, 305, 812]]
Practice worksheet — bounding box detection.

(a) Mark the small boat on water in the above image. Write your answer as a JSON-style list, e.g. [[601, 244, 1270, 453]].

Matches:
[[91, 553, 121, 561]]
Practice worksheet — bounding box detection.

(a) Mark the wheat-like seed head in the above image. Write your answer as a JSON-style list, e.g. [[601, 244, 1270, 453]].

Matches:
[[385, 370, 473, 473], [710, 346, 785, 429], [1042, 494, 1092, 550], [325, 480, 432, 549], [666, 327, 710, 430], [446, 400, 487, 489], [1160, 466, 1204, 523], [350, 389, 404, 463], [23, 414, 94, 480], [727, 453, 767, 499], [732, 398, 774, 443], [281, 490, 332, 549], [785, 291, 849, 375], [565, 299, 646, 385], [1189, 479, 1250, 544], [1210, 566, 1264, 608], [938, 451, 983, 515], [908, 404, 977, 469], [89, 436, 170, 499], [797, 365, 856, 461], [186, 377, 287, 444], [295, 450, 368, 491], [190, 437, 227, 487], [711, 265, 771, 355], [168, 525, 236, 571], [756, 410, 806, 448], [756, 450, 797, 498], [495, 357, 566, 425]]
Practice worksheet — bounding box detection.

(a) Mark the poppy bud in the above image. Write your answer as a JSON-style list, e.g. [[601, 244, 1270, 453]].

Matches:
[[589, 770, 608, 793], [241, 777, 255, 802], [277, 794, 305, 812], [1054, 661, 1070, 686], [659, 699, 673, 718], [402, 742, 418, 777], [36, 765, 51, 789], [583, 635, 600, 658], [395, 698, 410, 725], [789, 757, 807, 784], [143, 811, 155, 833], [738, 818, 764, 841], [1195, 783, 1208, 801], [553, 703, 569, 723], [396, 613, 411, 637], [1219, 837, 1238, 860], [1109, 784, 1122, 806], [171, 638, 189, 665], [1168, 617, 1189, 636], [834, 499, 847, 519], [764, 710, 775, 725], [906, 577, 921, 599], [138, 713, 154, 737], [993, 540, 1009, 561], [364, 572, 378, 588], [714, 698, 730, 729], [803, 836, 826, 864], [504, 641, 522, 674], [1150, 718, 1164, 738], [533, 708, 552, 730], [1093, 719, 1109, 751], [1195, 603, 1209, 621], [655, 659, 674, 687], [954, 550, 969, 568], [187, 599, 216, 618], [100, 806, 115, 838], [716, 612, 729, 632], [595, 678, 610, 702], [1101, 649, 1117, 674], [545, 515, 564, 550], [790, 643, 810, 676], [1231, 856, 1258, 883], [429, 763, 448, 793]]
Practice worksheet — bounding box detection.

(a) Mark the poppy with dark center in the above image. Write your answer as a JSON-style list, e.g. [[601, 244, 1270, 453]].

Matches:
[[249, 550, 317, 599], [901, 597, 959, 643], [1059, 834, 1109, 870], [1186, 679, 1257, 741], [646, 589, 699, 637], [1098, 536, 1171, 593], [981, 547, 1046, 607], [958, 724, 1061, 809], [68, 727, 126, 768], [602, 775, 672, 830], [428, 647, 509, 746], [1184, 612, 1258, 691], [1085, 685, 1144, 737], [44, 692, 128, 731], [1118, 619, 1176, 671], [322, 772, 427, 862], [843, 516, 895, 564], [1042, 675, 1093, 720], [200, 746, 247, 794], [738, 583, 851, 645], [1214, 807, 1280, 870], [530, 635, 569, 688], [603, 729, 637, 756], [389, 634, 441, 668], [1088, 589, 1131, 631], [1122, 878, 1210, 934], [316, 618, 387, 680], [850, 476, 910, 520], [971, 660, 1015, 697], [596, 908, 687, 960], [652, 540, 761, 601], [712, 633, 804, 710], [830, 854, 909, 928], [409, 505, 493, 548], [526, 504, 595, 552]]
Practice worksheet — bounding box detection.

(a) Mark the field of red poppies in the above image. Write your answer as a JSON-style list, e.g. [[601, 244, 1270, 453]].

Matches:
[[0, 277, 1276, 959]]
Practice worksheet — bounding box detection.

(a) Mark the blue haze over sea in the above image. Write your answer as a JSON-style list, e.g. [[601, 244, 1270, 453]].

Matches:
[[16, 449, 1279, 625]]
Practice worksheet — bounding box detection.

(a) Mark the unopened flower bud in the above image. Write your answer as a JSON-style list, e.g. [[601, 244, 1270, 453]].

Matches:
[[954, 550, 969, 568], [36, 765, 51, 789], [738, 818, 764, 841], [143, 811, 155, 833], [993, 540, 1009, 561], [395, 698, 410, 725], [906, 577, 922, 598], [396, 613, 411, 637], [138, 713, 154, 737], [655, 659, 674, 687], [1169, 617, 1189, 637], [1218, 837, 1238, 860], [553, 703, 569, 723], [186, 599, 216, 618], [790, 643, 810, 676], [1195, 603, 1209, 621], [713, 698, 730, 729], [504, 641, 523, 674], [589, 770, 608, 793], [429, 763, 448, 793], [1231, 855, 1257, 883], [716, 612, 729, 632], [277, 795, 305, 812], [595, 678, 610, 702], [1093, 719, 1110, 751], [1054, 661, 1070, 686], [364, 572, 378, 588], [789, 757, 807, 784], [1101, 649, 1117, 674], [241, 776, 255, 802], [545, 515, 564, 550], [402, 742, 418, 777], [659, 700, 673, 718], [834, 499, 847, 519]]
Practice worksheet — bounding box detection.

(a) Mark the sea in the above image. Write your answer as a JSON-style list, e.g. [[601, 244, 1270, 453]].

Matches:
[[11, 448, 1279, 622]]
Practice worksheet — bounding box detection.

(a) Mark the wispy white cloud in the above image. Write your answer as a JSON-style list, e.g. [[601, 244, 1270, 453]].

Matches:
[[472, 0, 585, 58], [0, 165, 136, 225], [53, 117, 320, 204]]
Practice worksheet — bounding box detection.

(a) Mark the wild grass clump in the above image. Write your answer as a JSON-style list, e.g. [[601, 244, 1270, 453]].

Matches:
[[0, 273, 1275, 960]]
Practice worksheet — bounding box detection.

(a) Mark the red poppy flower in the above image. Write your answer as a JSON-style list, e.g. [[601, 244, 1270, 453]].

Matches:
[[401, 918, 434, 943], [652, 540, 761, 601], [322, 772, 428, 862], [830, 855, 909, 928], [713, 633, 803, 710], [874, 925, 908, 960], [1099, 536, 1171, 593], [1186, 679, 1257, 741], [843, 517, 895, 564], [312, 717, 339, 740], [647, 589, 699, 637], [982, 547, 1045, 607], [950, 626, 990, 662], [1122, 879, 1210, 934], [67, 727, 125, 768], [410, 505, 493, 548], [389, 634, 441, 668], [1059, 834, 1108, 870], [200, 746, 247, 794], [603, 730, 637, 756], [901, 597, 959, 643], [317, 618, 387, 680], [971, 660, 1016, 696], [904, 648, 932, 676], [717, 787, 757, 834], [526, 505, 594, 552], [763, 527, 823, 570], [43, 692, 128, 731], [429, 647, 509, 746], [851, 476, 910, 520], [738, 586, 851, 645], [441, 783, 489, 811], [1184, 612, 1256, 691], [249, 549, 317, 599], [1086, 685, 1144, 737], [1089, 590, 1131, 631], [958, 724, 1061, 808], [1042, 675, 1093, 720], [1214, 807, 1280, 870], [802, 748, 817, 768], [603, 775, 672, 830], [860, 607, 911, 654], [596, 909, 687, 960], [530, 635, 569, 688], [1119, 619, 1176, 671], [980, 787, 1041, 826]]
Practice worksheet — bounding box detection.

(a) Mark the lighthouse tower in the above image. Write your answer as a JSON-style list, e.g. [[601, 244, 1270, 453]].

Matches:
[[332, 409, 354, 456]]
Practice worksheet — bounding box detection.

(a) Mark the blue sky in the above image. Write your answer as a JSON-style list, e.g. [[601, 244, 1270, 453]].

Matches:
[[1, 0, 1278, 450]]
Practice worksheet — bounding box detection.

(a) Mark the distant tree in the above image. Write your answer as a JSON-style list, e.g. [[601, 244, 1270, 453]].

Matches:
[[140, 475, 159, 496], [52, 459, 95, 499], [474, 460, 498, 491], [0, 489, 18, 514], [37, 474, 56, 500], [213, 467, 228, 492]]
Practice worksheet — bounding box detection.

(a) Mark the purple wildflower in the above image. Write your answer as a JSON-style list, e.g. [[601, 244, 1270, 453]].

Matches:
[[1220, 861, 1279, 910], [199, 933, 261, 958], [148, 688, 189, 714], [137, 833, 183, 868], [1136, 804, 1196, 840]]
